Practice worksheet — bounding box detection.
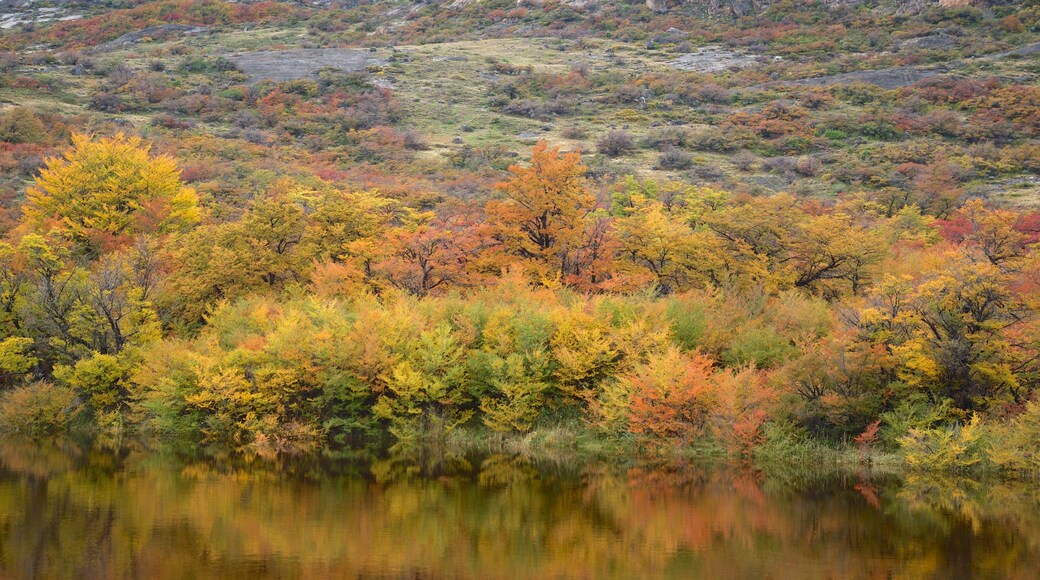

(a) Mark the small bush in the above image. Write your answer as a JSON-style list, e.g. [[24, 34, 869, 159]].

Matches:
[[0, 382, 84, 437], [795, 156, 823, 177], [657, 147, 693, 170], [561, 125, 587, 139], [722, 324, 795, 369], [665, 295, 711, 351], [90, 92, 123, 112], [733, 150, 756, 171], [991, 401, 1040, 473], [55, 353, 134, 431], [879, 395, 955, 447], [643, 126, 692, 150], [625, 348, 718, 446], [401, 129, 428, 150], [598, 130, 635, 157], [0, 107, 44, 144]]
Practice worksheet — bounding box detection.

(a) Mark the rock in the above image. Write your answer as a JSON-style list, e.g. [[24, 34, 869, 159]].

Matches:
[[94, 24, 207, 51], [639, 0, 1004, 17], [896, 33, 958, 51], [646, 0, 671, 12], [994, 42, 1040, 58], [782, 65, 950, 90], [728, 0, 753, 17], [228, 49, 384, 84], [670, 46, 761, 73]]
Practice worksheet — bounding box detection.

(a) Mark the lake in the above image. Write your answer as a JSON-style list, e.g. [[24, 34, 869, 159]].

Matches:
[[1, 440, 1038, 579]]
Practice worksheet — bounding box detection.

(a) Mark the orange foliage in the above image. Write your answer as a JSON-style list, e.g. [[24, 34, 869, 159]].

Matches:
[[486, 141, 615, 289], [626, 349, 717, 446]]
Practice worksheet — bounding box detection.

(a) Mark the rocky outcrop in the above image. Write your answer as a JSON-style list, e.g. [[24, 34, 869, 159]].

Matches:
[[228, 49, 384, 83], [646, 0, 668, 12], [645, 0, 1018, 16], [647, 0, 757, 16], [95, 24, 208, 51]]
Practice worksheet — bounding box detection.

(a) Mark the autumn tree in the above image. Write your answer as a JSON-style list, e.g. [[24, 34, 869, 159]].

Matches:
[[23, 133, 200, 256], [374, 217, 489, 296], [486, 141, 614, 288], [164, 186, 412, 325], [704, 194, 884, 297], [0, 242, 23, 339], [850, 250, 1033, 411], [16, 234, 161, 365], [938, 199, 1032, 269], [784, 212, 885, 296], [613, 181, 768, 293], [624, 348, 718, 447]]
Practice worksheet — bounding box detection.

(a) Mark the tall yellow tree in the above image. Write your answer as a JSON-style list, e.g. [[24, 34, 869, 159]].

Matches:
[[23, 133, 200, 255]]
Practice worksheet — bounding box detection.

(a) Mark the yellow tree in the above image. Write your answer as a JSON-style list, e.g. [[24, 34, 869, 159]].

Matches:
[[163, 186, 411, 325], [23, 133, 200, 256], [853, 250, 1030, 411], [704, 195, 884, 297], [615, 195, 769, 294]]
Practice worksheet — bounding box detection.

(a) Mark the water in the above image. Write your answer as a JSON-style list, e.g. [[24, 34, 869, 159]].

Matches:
[[1, 440, 1039, 579]]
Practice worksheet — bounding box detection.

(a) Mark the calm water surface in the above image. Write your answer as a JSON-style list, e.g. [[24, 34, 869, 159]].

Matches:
[[1, 440, 1038, 579]]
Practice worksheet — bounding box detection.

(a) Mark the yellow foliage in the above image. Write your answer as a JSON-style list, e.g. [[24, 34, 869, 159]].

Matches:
[[24, 133, 199, 254], [550, 307, 618, 401], [0, 337, 36, 377], [0, 382, 83, 436], [900, 414, 990, 472], [479, 353, 548, 433]]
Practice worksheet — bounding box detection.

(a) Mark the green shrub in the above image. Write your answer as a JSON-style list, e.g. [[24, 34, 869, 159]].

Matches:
[[665, 296, 710, 351], [479, 353, 549, 433], [722, 323, 795, 369], [823, 129, 847, 141], [990, 401, 1040, 473], [899, 414, 990, 472], [879, 394, 956, 447]]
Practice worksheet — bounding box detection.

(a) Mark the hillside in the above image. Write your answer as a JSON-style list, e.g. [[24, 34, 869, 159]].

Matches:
[[2, 0, 1039, 216]]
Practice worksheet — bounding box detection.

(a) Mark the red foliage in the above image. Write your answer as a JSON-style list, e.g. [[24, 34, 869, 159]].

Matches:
[[853, 419, 881, 450]]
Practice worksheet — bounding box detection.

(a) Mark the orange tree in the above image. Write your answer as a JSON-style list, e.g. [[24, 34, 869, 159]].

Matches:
[[486, 141, 614, 289]]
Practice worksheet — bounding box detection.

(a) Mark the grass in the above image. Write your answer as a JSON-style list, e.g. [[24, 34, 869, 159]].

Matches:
[[440, 419, 906, 481], [383, 37, 709, 174], [445, 422, 637, 463]]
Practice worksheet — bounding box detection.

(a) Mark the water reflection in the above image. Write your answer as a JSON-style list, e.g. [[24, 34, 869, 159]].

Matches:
[[0, 440, 1038, 579]]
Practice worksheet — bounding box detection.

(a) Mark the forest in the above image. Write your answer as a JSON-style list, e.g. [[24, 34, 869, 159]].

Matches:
[[1, 0, 1040, 476]]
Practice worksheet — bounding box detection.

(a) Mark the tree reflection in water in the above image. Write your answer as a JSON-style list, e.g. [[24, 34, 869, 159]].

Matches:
[[0, 439, 1038, 579]]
